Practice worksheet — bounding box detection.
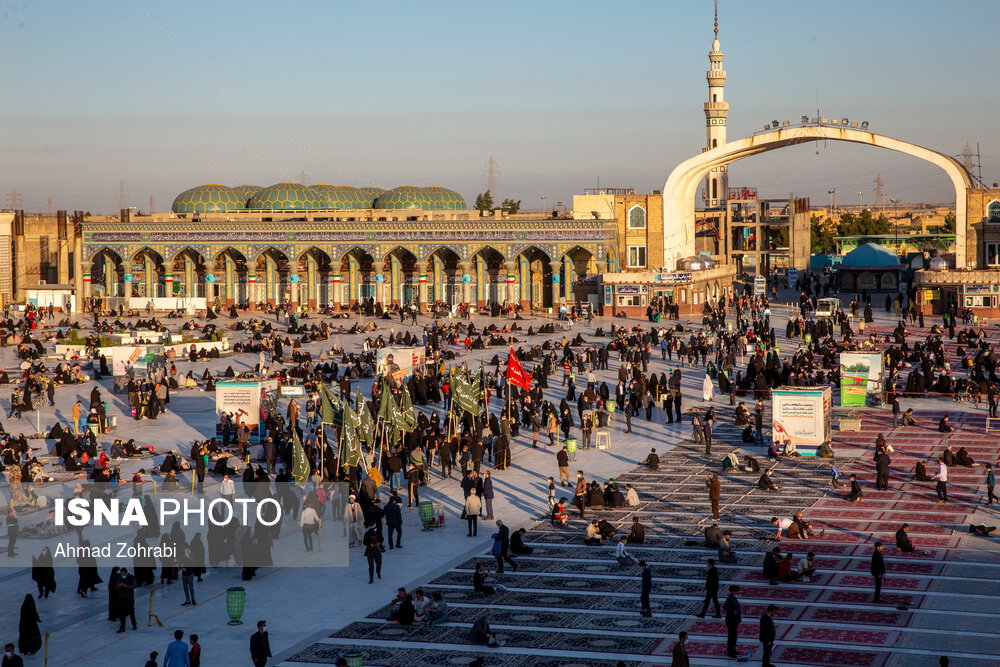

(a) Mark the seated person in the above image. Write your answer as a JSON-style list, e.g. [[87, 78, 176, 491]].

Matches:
[[162, 469, 181, 491], [817, 441, 834, 458], [624, 484, 640, 506], [584, 520, 602, 546], [792, 512, 822, 539], [956, 447, 976, 467], [598, 519, 616, 541], [844, 474, 862, 502], [915, 460, 932, 481], [424, 592, 449, 625], [510, 528, 533, 554], [643, 448, 659, 470], [771, 516, 794, 540], [901, 408, 917, 426], [627, 516, 645, 544], [704, 523, 722, 548], [742, 456, 761, 474], [741, 425, 755, 444], [895, 523, 915, 552], [969, 524, 998, 536], [757, 469, 778, 492], [608, 486, 626, 508], [783, 441, 801, 457], [615, 536, 635, 566], [767, 439, 780, 459], [777, 553, 797, 581], [734, 403, 749, 426], [473, 563, 503, 595], [718, 530, 737, 563], [938, 416, 953, 433], [551, 499, 567, 526], [796, 551, 817, 582], [469, 613, 498, 647]]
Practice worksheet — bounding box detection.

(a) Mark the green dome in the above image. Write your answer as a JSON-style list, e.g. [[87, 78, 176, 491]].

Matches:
[[233, 184, 263, 206], [840, 243, 901, 268], [373, 185, 440, 210], [247, 182, 323, 210], [424, 186, 466, 211], [356, 187, 385, 207], [171, 184, 247, 214], [309, 184, 366, 210]]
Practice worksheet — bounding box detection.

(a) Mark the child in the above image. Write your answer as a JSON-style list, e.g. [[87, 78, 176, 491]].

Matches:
[[830, 463, 844, 489], [144, 652, 159, 667], [547, 477, 556, 511]]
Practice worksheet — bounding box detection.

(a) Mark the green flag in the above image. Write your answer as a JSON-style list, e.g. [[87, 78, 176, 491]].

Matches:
[[378, 380, 403, 429], [473, 364, 486, 401], [320, 384, 340, 424], [451, 372, 481, 416], [356, 387, 374, 446], [290, 427, 309, 487], [339, 399, 362, 468], [399, 386, 417, 431]]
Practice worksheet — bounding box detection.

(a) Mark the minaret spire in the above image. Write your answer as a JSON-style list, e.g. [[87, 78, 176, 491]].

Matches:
[[703, 0, 728, 207]]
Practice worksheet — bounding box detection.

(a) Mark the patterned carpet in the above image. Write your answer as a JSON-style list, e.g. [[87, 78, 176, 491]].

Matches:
[[282, 407, 1000, 666]]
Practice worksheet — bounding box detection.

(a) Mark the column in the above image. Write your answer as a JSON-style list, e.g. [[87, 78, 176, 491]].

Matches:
[[460, 262, 472, 306], [289, 275, 300, 309], [563, 256, 574, 304], [122, 261, 133, 302], [247, 273, 257, 311], [418, 265, 429, 312], [330, 273, 340, 310], [549, 261, 562, 309], [73, 235, 84, 313], [375, 273, 385, 307], [503, 261, 516, 305], [595, 259, 608, 275]]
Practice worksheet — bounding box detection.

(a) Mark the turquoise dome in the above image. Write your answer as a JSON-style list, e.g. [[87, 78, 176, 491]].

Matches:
[[309, 184, 366, 210], [840, 243, 901, 267], [356, 186, 385, 207], [247, 182, 323, 210], [171, 184, 247, 214], [373, 185, 439, 210], [424, 186, 466, 211], [233, 184, 263, 206]]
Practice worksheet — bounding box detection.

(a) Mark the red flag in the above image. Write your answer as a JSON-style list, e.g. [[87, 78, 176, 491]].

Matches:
[[506, 348, 531, 391]]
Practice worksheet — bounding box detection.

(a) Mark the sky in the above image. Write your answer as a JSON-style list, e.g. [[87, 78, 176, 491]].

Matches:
[[1, 0, 998, 214]]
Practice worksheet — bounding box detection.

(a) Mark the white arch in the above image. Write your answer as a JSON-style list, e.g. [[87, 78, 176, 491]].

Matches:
[[662, 125, 973, 270]]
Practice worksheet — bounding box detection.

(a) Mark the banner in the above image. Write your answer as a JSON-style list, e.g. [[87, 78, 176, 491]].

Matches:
[[839, 352, 884, 407], [216, 379, 279, 443], [772, 387, 831, 449], [376, 346, 426, 383], [451, 372, 481, 416]]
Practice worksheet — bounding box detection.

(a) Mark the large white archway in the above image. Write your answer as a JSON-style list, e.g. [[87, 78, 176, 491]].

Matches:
[[662, 125, 973, 270]]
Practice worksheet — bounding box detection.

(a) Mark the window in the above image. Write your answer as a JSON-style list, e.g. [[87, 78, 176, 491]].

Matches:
[[617, 294, 645, 307], [627, 245, 646, 268], [627, 205, 646, 229], [711, 179, 717, 199], [987, 242, 1000, 266], [712, 139, 718, 148], [989, 200, 1000, 223]]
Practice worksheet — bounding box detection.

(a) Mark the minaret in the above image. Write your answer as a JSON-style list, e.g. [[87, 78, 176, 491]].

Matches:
[[704, 1, 728, 208]]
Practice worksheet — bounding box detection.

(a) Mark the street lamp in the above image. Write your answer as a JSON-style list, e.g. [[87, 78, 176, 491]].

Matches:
[[857, 191, 863, 210], [890, 198, 901, 249], [540, 195, 547, 215]]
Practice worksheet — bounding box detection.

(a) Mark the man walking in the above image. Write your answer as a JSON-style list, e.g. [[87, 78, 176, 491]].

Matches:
[[723, 585, 742, 658], [706, 474, 721, 520], [935, 457, 948, 503], [695, 559, 721, 618], [639, 560, 652, 617], [385, 493, 403, 549], [574, 471, 587, 518], [986, 464, 998, 506], [871, 541, 886, 603], [116, 567, 137, 633], [557, 446, 570, 486], [494, 520, 517, 573], [759, 604, 777, 667], [250, 620, 271, 667]]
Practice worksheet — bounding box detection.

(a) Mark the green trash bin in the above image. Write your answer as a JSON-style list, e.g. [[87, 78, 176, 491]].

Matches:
[[343, 652, 364, 667], [566, 437, 577, 461], [418, 501, 435, 531], [226, 586, 245, 625]]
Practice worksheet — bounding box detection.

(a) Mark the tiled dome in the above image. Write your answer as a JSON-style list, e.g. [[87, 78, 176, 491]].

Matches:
[[373, 185, 439, 210], [247, 182, 323, 210], [424, 186, 466, 211], [233, 184, 263, 206], [171, 184, 247, 214], [309, 184, 367, 210], [356, 187, 386, 207]]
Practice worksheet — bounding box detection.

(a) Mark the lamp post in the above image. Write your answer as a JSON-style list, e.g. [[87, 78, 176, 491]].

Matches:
[[890, 198, 901, 251], [540, 196, 547, 216], [857, 191, 863, 210]]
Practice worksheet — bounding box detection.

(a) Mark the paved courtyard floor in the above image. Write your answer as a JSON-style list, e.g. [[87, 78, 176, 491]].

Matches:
[[0, 299, 997, 666]]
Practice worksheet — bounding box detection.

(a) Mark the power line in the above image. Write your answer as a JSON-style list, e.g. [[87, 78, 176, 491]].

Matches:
[[484, 157, 499, 200], [5, 189, 22, 210]]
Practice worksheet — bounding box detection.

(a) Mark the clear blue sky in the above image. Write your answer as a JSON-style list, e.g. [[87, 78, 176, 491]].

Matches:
[[1, 0, 997, 213]]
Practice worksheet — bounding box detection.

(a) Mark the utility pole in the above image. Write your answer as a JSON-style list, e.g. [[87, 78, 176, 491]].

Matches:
[[5, 189, 21, 210], [298, 171, 308, 186], [977, 143, 984, 188], [873, 174, 883, 212], [540, 195, 547, 215], [857, 191, 863, 210], [890, 198, 901, 248], [47, 197, 52, 216], [484, 157, 499, 201], [827, 188, 836, 216], [149, 195, 154, 215], [118, 179, 128, 211]]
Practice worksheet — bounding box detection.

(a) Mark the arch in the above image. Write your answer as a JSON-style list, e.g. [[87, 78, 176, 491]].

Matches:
[[514, 245, 553, 310], [663, 125, 974, 270], [252, 246, 289, 264], [213, 247, 250, 307], [627, 204, 646, 229], [131, 247, 167, 300], [427, 247, 463, 306], [988, 199, 1000, 224], [212, 246, 247, 262], [91, 248, 125, 298], [467, 244, 506, 262]]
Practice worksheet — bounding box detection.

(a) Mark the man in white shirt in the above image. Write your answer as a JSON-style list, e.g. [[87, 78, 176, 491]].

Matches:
[[935, 457, 949, 503], [220, 474, 235, 503], [796, 552, 817, 582], [770, 516, 794, 541], [300, 504, 320, 551], [625, 484, 640, 507], [616, 536, 635, 566], [411, 589, 431, 623]]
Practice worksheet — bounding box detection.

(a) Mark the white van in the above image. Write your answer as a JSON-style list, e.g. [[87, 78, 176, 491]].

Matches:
[[815, 297, 839, 318]]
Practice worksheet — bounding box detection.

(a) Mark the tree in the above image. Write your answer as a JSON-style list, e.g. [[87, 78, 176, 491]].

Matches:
[[474, 192, 494, 212], [942, 212, 956, 234], [500, 198, 521, 214], [810, 214, 837, 254]]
